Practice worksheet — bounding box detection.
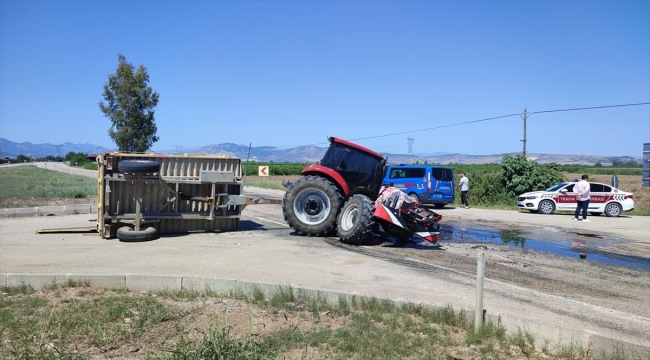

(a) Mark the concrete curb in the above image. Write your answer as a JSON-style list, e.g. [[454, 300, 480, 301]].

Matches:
[[3, 273, 648, 357], [0, 204, 96, 218]]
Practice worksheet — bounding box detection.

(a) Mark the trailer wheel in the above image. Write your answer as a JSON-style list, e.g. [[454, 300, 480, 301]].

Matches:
[[337, 194, 376, 244], [118, 160, 161, 174], [116, 226, 158, 242], [282, 175, 342, 236]]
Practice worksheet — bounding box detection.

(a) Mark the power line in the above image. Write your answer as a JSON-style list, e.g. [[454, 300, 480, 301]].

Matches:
[[279, 102, 650, 149], [349, 113, 521, 142], [528, 102, 650, 116]]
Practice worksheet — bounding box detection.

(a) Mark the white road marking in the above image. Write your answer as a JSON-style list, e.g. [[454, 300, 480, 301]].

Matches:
[[255, 217, 289, 227]]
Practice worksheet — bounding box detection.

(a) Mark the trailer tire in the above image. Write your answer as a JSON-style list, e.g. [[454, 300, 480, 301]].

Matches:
[[337, 194, 376, 244], [118, 160, 161, 174], [116, 226, 158, 242], [282, 175, 342, 236]]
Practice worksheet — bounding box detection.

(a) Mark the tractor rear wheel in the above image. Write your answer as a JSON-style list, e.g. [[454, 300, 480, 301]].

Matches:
[[337, 194, 376, 244], [282, 176, 342, 236]]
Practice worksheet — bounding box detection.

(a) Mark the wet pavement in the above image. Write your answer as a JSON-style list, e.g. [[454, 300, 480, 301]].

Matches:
[[438, 220, 650, 270]]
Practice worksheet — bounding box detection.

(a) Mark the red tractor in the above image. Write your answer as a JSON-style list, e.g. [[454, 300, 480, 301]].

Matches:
[[282, 137, 442, 244]]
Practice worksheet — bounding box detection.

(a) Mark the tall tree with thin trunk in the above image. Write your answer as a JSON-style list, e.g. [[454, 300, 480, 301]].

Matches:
[[100, 54, 160, 152]]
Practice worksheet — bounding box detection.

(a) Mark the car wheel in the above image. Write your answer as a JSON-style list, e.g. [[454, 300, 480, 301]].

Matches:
[[538, 200, 555, 215], [116, 226, 158, 242], [408, 193, 419, 203], [118, 160, 161, 174], [605, 203, 622, 217], [337, 194, 376, 244], [282, 175, 343, 236]]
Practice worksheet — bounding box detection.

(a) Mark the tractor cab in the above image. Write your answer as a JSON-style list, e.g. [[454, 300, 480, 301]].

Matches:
[[302, 137, 386, 198]]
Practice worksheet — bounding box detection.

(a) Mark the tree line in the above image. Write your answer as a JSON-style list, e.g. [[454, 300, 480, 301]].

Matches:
[[1, 152, 98, 170]]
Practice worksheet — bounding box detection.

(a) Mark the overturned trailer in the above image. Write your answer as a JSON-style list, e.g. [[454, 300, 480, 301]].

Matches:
[[96, 152, 277, 241]]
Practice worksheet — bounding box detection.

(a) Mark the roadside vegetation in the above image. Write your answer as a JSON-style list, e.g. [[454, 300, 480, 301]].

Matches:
[[63, 151, 98, 171], [1, 282, 643, 360], [1, 155, 647, 215], [243, 155, 649, 216], [0, 165, 96, 208]]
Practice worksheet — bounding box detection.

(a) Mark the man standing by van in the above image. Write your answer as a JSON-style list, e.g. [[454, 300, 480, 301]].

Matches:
[[457, 172, 469, 208]]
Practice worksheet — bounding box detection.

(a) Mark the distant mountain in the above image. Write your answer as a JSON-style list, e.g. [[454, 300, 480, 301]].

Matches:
[[0, 138, 111, 159], [414, 151, 449, 157], [0, 138, 641, 166], [193, 143, 326, 162]]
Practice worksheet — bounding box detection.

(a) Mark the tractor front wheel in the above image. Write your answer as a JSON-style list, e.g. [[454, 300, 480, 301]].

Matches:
[[337, 194, 376, 244], [282, 176, 343, 236]]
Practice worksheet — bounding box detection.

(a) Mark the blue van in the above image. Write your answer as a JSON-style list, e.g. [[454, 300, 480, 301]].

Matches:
[[382, 165, 455, 208]]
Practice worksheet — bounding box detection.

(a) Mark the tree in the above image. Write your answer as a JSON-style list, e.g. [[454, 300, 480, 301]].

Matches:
[[500, 154, 564, 196], [100, 54, 160, 152]]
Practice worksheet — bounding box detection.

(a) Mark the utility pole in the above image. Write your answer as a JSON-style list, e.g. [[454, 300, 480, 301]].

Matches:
[[174, 144, 183, 153], [407, 136, 414, 164], [54, 144, 62, 158], [521, 109, 527, 158]]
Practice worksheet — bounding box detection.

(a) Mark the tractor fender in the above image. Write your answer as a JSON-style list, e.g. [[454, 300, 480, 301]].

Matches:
[[301, 165, 350, 195]]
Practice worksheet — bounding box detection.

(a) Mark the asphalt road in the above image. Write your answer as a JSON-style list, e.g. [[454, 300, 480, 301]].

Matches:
[[2, 164, 649, 348]]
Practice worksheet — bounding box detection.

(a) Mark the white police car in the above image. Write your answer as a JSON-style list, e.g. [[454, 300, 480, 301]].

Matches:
[[517, 182, 634, 217]]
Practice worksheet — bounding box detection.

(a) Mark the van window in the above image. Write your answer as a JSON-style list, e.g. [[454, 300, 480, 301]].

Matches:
[[389, 168, 425, 179], [389, 168, 407, 179], [432, 168, 453, 181], [406, 168, 425, 178]]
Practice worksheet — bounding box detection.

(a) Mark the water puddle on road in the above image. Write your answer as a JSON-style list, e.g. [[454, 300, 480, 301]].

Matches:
[[438, 222, 650, 271]]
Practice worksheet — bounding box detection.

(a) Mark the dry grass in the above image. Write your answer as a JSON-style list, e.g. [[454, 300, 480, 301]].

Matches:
[[566, 173, 650, 210], [3, 284, 632, 360]]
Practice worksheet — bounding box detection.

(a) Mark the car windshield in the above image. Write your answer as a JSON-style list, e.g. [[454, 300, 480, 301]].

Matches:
[[545, 183, 568, 192]]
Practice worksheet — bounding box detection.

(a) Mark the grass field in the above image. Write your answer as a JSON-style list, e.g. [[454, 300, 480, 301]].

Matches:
[[0, 165, 96, 208], [1, 282, 641, 359]]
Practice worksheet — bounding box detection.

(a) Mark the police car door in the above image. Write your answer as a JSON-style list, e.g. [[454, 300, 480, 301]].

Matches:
[[556, 183, 578, 210]]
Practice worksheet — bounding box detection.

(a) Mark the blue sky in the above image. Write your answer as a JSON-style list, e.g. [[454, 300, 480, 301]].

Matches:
[[1, 0, 648, 157]]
